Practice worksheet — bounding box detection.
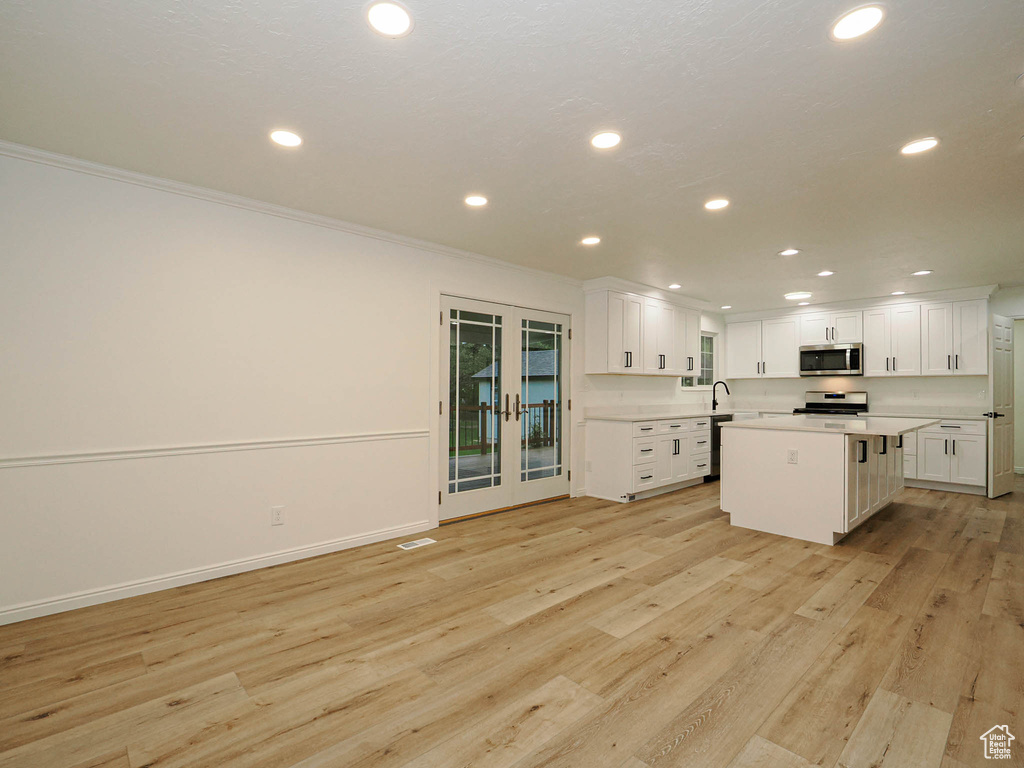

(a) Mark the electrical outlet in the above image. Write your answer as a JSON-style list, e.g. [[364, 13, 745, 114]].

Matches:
[[787, 449, 798, 465], [270, 506, 285, 526]]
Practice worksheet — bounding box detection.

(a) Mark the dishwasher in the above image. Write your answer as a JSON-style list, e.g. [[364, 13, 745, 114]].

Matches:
[[707, 414, 732, 480]]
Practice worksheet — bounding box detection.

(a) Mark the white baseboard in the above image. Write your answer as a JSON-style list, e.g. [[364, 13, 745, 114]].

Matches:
[[0, 520, 434, 626], [904, 479, 987, 496], [1015, 466, 1024, 475]]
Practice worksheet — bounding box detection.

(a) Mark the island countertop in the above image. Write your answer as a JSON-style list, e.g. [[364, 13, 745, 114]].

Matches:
[[721, 414, 938, 436]]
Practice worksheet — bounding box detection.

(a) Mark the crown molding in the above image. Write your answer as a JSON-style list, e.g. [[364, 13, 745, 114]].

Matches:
[[0, 140, 582, 288], [582, 276, 716, 312], [724, 285, 997, 324]]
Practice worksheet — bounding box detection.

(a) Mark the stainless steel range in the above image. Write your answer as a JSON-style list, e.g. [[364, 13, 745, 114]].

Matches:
[[792, 391, 868, 417]]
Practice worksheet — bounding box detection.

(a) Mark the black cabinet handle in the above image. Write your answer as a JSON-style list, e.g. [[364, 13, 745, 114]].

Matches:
[[659, 354, 666, 370], [697, 463, 707, 469], [940, 425, 961, 429], [625, 351, 632, 368], [879, 436, 887, 455], [893, 357, 897, 371], [858, 440, 868, 463], [955, 354, 959, 370], [669, 424, 681, 428], [886, 357, 889, 371], [641, 474, 653, 480], [952, 439, 956, 456], [673, 439, 680, 456], [896, 435, 903, 448], [762, 361, 767, 374], [944, 439, 948, 455], [640, 427, 653, 431], [640, 448, 653, 453], [832, 326, 836, 341], [947, 354, 951, 370]]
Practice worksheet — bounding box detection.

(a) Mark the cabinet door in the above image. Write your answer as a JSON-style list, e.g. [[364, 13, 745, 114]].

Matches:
[[886, 439, 899, 499], [684, 308, 701, 376], [659, 303, 678, 374], [919, 434, 951, 482], [891, 304, 922, 376], [831, 311, 863, 344], [642, 299, 674, 375], [863, 308, 892, 376], [847, 436, 871, 529], [623, 294, 644, 373], [950, 434, 986, 486], [726, 321, 762, 378], [672, 436, 691, 482], [920, 302, 953, 375], [761, 318, 800, 378], [607, 292, 627, 373], [654, 435, 676, 486], [871, 436, 887, 511], [800, 313, 830, 345], [952, 299, 988, 375]]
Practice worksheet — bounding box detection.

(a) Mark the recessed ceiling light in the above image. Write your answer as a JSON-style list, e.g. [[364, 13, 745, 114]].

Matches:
[[580, 236, 600, 246], [270, 130, 302, 147], [720, 305, 732, 310], [464, 195, 488, 207], [830, 6, 885, 41], [705, 198, 730, 210], [900, 137, 940, 155], [785, 291, 812, 301], [892, 291, 906, 296], [591, 132, 621, 149], [818, 270, 835, 277], [779, 248, 800, 257], [366, 2, 413, 37], [912, 269, 933, 276], [798, 302, 810, 306], [668, 284, 681, 290]]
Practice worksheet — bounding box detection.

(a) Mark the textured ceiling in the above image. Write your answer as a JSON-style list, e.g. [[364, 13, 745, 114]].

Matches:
[[2, 0, 1023, 312]]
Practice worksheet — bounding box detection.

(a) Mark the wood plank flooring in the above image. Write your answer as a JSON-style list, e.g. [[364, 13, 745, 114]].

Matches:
[[1, 478, 1022, 768]]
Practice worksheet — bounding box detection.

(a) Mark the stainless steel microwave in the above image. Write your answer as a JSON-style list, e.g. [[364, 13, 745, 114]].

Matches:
[[799, 343, 863, 376]]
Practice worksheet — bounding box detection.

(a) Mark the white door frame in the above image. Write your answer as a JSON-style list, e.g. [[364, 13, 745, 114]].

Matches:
[[439, 295, 571, 521]]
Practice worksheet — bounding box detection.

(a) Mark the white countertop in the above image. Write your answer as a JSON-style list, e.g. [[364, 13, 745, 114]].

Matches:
[[721, 414, 939, 436], [584, 408, 791, 422]]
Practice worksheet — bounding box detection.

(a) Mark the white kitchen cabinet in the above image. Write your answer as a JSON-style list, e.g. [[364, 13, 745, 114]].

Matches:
[[725, 318, 798, 378], [643, 299, 677, 374], [863, 304, 920, 376], [920, 300, 988, 376], [586, 289, 700, 376], [761, 318, 800, 378], [847, 436, 872, 529], [726, 321, 762, 378], [585, 417, 711, 502], [800, 311, 863, 345], [911, 421, 987, 488]]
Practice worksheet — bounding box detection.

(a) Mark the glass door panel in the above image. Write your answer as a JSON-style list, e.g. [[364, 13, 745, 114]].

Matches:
[[521, 319, 563, 482]]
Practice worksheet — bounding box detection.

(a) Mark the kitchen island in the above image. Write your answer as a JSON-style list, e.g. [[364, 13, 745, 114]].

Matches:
[[720, 415, 938, 545]]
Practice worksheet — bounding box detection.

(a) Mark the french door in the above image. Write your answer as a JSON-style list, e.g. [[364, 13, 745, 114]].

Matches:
[[441, 296, 570, 521]]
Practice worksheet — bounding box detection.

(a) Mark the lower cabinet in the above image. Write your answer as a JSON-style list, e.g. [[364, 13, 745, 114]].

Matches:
[[846, 434, 904, 532], [905, 420, 986, 490], [586, 417, 712, 502]]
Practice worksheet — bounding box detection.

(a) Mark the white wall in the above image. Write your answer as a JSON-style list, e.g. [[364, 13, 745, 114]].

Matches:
[[992, 285, 1024, 318], [0, 148, 584, 623]]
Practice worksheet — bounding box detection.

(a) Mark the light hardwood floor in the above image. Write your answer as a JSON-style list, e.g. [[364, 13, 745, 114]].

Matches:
[[1, 478, 1021, 768]]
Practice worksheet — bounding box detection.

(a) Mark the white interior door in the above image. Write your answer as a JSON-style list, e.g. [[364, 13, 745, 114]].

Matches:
[[988, 314, 1014, 498], [441, 296, 570, 520]]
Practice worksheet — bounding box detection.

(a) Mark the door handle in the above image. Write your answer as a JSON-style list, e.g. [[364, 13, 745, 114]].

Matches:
[[893, 357, 897, 372], [514, 393, 523, 421], [858, 440, 867, 463], [983, 412, 1006, 418], [688, 356, 694, 371], [624, 351, 631, 368], [832, 326, 836, 341], [826, 327, 830, 341], [947, 354, 951, 370], [952, 439, 956, 456], [659, 354, 666, 370], [955, 354, 959, 370], [762, 361, 766, 374], [944, 439, 948, 455], [673, 438, 680, 456], [504, 393, 510, 422]]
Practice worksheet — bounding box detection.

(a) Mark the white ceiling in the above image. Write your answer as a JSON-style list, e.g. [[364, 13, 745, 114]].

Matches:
[[2, 0, 1023, 312]]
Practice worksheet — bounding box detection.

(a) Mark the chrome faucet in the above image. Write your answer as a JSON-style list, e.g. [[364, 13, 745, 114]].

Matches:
[[712, 380, 730, 411]]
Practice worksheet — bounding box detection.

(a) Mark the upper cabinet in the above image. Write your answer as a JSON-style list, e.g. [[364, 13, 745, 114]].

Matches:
[[799, 311, 863, 346], [863, 304, 921, 376], [585, 288, 701, 376], [921, 299, 988, 376], [725, 318, 799, 378]]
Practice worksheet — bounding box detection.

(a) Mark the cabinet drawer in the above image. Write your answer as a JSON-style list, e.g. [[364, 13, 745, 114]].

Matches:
[[657, 419, 689, 433], [690, 454, 711, 476], [691, 417, 711, 431], [633, 464, 658, 492], [921, 420, 986, 436], [690, 433, 711, 454], [633, 421, 658, 437], [633, 437, 658, 465]]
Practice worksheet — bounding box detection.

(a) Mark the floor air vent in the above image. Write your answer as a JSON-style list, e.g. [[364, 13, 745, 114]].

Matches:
[[397, 538, 437, 551]]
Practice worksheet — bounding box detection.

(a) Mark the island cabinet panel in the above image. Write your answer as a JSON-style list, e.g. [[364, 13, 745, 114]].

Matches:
[[846, 437, 872, 530], [846, 434, 904, 534], [908, 420, 987, 489]]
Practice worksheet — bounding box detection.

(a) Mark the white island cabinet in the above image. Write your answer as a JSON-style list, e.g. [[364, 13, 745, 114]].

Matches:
[[721, 415, 937, 545]]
